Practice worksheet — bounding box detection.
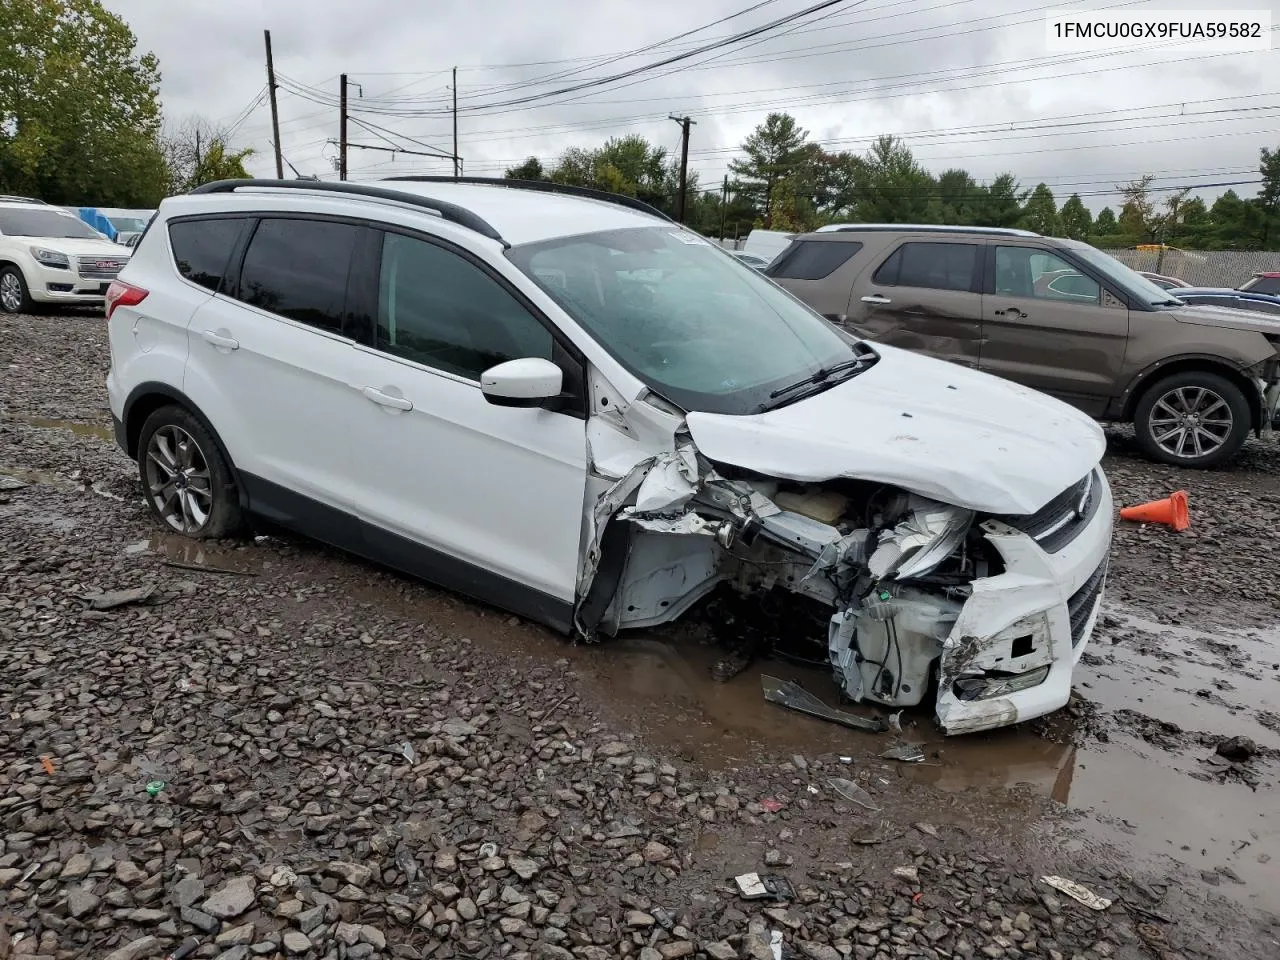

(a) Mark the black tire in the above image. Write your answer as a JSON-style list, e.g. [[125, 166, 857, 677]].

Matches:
[[137, 405, 243, 538], [0, 265, 33, 314], [1133, 371, 1251, 468]]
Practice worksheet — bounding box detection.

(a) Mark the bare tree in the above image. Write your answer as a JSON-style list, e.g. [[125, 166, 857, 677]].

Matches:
[[163, 115, 254, 193]]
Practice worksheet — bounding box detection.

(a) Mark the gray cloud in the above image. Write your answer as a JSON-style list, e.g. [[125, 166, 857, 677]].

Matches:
[[107, 0, 1279, 210]]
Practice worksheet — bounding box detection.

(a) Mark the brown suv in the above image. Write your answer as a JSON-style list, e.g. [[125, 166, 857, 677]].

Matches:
[[765, 225, 1280, 467]]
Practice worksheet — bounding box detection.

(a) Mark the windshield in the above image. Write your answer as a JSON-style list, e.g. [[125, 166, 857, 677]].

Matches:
[[1062, 242, 1181, 306], [108, 217, 149, 233], [507, 226, 856, 414], [0, 209, 102, 239]]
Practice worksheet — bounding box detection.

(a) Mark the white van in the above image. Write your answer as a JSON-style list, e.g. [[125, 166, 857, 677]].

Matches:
[[741, 228, 796, 265]]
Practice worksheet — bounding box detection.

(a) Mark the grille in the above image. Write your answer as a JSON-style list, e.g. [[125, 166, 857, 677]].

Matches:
[[996, 469, 1100, 553], [1068, 558, 1108, 648], [77, 256, 128, 281]]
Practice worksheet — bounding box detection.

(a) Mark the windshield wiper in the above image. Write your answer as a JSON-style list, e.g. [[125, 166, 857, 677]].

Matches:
[[767, 356, 867, 401]]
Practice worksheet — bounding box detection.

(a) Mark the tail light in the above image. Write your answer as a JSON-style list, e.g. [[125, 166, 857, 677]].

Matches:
[[105, 279, 148, 320]]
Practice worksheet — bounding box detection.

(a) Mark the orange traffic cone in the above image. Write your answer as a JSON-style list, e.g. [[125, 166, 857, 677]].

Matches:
[[1119, 490, 1190, 531]]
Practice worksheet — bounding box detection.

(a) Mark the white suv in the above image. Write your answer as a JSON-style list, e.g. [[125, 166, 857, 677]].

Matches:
[[0, 197, 133, 313], [106, 177, 1114, 735]]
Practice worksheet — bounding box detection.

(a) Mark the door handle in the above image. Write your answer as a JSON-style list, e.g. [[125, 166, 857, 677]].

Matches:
[[362, 386, 413, 411], [993, 307, 1027, 319], [861, 294, 892, 305], [201, 329, 239, 350]]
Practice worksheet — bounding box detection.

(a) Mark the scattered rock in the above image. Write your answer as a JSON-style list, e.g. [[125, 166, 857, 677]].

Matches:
[[202, 876, 256, 919], [1216, 736, 1257, 761]]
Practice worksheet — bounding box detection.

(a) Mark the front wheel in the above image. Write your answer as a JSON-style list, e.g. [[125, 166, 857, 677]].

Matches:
[[0, 266, 32, 314], [137, 405, 244, 538], [1132, 371, 1250, 468]]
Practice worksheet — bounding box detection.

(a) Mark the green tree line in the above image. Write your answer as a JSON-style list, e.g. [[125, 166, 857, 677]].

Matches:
[[0, 0, 251, 206], [508, 112, 1280, 251]]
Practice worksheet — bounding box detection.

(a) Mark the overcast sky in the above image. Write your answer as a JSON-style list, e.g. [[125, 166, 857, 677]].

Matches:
[[105, 0, 1280, 212]]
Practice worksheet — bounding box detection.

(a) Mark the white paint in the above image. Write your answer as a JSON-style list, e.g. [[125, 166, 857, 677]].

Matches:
[[686, 343, 1106, 515]]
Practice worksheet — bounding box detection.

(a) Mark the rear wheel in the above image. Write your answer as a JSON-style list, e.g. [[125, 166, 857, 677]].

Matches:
[[137, 405, 243, 538], [1133, 371, 1250, 468], [0, 266, 32, 314]]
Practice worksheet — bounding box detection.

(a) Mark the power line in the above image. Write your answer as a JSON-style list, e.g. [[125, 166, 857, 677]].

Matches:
[[462, 0, 785, 100], [281, 0, 865, 118]]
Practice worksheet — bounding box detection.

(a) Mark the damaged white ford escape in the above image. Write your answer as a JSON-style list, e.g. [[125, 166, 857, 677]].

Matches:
[[106, 177, 1113, 735]]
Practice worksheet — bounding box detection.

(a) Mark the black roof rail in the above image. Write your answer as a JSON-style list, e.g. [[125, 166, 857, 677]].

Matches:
[[381, 176, 674, 222], [0, 195, 49, 205], [188, 178, 507, 246]]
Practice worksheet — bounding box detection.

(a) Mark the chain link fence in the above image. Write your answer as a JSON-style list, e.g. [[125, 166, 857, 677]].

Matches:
[[1099, 249, 1279, 287]]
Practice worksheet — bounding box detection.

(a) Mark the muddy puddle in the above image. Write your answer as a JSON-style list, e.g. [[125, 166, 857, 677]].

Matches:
[[124, 535, 265, 576], [22, 417, 114, 442], [550, 605, 1280, 911]]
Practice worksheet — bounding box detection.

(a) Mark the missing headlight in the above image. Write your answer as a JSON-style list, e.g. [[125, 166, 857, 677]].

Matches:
[[952, 664, 1051, 701]]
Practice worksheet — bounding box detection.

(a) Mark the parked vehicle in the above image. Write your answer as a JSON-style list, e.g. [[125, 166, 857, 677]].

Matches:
[[766, 224, 1280, 468], [740, 228, 795, 265], [98, 208, 156, 247], [0, 197, 132, 313], [1137, 271, 1190, 289], [1174, 287, 1280, 315], [1239, 272, 1280, 295], [106, 177, 1114, 735]]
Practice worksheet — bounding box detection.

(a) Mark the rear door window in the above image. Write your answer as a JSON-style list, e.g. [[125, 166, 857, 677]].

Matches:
[[768, 240, 862, 280], [169, 218, 249, 293], [872, 242, 979, 292], [236, 218, 363, 335]]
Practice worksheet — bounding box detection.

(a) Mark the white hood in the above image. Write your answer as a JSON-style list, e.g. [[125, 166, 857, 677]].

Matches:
[[685, 344, 1105, 515]]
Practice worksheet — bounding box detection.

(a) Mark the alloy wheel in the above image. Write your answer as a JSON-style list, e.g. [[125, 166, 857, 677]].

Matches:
[[144, 424, 215, 534], [0, 273, 22, 312], [1147, 385, 1234, 460]]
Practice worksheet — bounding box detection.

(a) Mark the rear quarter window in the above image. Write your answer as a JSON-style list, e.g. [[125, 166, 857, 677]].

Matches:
[[768, 240, 862, 280], [169, 217, 250, 293]]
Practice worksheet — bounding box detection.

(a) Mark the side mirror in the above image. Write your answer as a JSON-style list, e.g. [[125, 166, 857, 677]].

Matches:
[[480, 357, 564, 409]]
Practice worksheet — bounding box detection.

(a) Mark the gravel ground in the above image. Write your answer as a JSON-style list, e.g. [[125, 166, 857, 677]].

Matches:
[[2, 311, 1279, 960]]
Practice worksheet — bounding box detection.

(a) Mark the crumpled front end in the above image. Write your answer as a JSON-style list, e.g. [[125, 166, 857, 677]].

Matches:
[[576, 428, 1114, 736]]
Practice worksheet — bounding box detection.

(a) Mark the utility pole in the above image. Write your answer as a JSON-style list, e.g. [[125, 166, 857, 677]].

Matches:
[[670, 114, 695, 223], [264, 30, 284, 179], [719, 175, 728, 241], [339, 74, 348, 181], [452, 67, 459, 178]]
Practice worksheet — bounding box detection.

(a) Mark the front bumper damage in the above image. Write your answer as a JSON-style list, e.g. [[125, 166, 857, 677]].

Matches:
[[576, 434, 1114, 736]]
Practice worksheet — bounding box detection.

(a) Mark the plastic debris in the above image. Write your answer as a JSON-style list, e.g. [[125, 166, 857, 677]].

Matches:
[[40, 756, 55, 775], [888, 711, 903, 731], [145, 780, 166, 796], [400, 742, 416, 764], [760, 798, 784, 813], [1040, 875, 1113, 911], [762, 675, 887, 732], [828, 777, 879, 811], [881, 743, 926, 763], [734, 872, 796, 901], [479, 842, 498, 859]]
